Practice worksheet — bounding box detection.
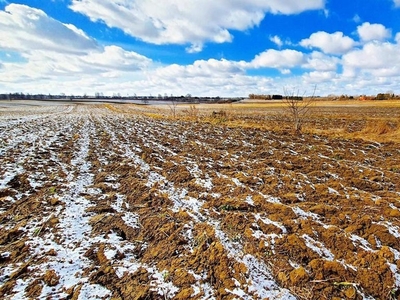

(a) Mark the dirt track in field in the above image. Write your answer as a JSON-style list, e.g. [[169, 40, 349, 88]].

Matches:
[[0, 102, 400, 299]]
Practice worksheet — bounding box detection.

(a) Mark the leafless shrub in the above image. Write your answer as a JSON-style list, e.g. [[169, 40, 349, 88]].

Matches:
[[283, 86, 316, 134]]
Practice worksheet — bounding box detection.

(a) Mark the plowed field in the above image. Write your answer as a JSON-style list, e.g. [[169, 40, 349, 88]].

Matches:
[[0, 101, 399, 299]]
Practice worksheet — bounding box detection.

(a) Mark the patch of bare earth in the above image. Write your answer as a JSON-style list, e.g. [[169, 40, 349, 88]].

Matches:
[[0, 103, 399, 299]]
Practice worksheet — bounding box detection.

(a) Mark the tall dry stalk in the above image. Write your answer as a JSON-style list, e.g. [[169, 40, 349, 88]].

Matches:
[[185, 104, 199, 120], [168, 99, 178, 118]]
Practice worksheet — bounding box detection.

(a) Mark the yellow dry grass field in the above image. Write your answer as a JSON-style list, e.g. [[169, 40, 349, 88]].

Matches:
[[134, 99, 400, 143]]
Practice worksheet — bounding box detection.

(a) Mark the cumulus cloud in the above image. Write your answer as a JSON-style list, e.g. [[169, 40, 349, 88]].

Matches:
[[0, 4, 98, 54], [303, 51, 340, 71], [82, 46, 151, 71], [303, 70, 336, 83], [151, 49, 306, 92], [0, 5, 152, 99], [300, 31, 355, 54], [342, 41, 400, 77], [261, 0, 325, 14], [357, 22, 391, 42], [186, 44, 203, 54], [145, 65, 283, 97], [250, 49, 304, 69], [270, 35, 283, 47], [0, 4, 152, 83], [1, 2, 399, 98], [69, 0, 325, 51], [1, 47, 152, 84], [154, 58, 246, 80]]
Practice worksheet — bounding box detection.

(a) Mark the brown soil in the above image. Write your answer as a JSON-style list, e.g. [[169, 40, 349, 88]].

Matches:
[[0, 102, 400, 299]]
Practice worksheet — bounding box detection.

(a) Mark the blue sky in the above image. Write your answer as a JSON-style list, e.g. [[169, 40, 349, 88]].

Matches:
[[0, 0, 399, 97]]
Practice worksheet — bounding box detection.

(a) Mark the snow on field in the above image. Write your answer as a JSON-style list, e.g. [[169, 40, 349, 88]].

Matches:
[[0, 103, 400, 299]]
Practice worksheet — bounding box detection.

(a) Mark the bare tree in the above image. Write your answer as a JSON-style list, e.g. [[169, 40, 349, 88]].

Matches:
[[283, 85, 316, 134]]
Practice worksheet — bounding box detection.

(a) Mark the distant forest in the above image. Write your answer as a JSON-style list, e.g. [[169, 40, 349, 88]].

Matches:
[[0, 93, 244, 103]]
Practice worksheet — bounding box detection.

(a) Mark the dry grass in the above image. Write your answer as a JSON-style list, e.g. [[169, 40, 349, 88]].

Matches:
[[103, 103, 121, 112], [128, 99, 400, 143]]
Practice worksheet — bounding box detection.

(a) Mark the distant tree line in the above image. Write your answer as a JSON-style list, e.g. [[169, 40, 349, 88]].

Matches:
[[0, 92, 244, 103], [248, 94, 303, 100], [250, 93, 400, 101], [0, 93, 71, 100], [375, 93, 396, 100], [332, 93, 399, 100]]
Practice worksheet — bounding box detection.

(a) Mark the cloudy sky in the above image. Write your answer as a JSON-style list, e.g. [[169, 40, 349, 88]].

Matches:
[[0, 0, 400, 97]]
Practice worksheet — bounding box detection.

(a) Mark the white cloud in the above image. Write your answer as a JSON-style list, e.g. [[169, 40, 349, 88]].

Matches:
[[352, 14, 361, 23], [0, 4, 98, 54], [300, 31, 356, 54], [186, 44, 203, 54], [262, 0, 325, 14], [270, 35, 283, 47], [1, 46, 151, 81], [143, 64, 296, 97], [1, 3, 400, 98], [82, 46, 151, 71], [303, 70, 336, 83], [396, 33, 400, 43], [303, 51, 340, 71], [342, 41, 400, 77], [69, 0, 325, 51], [154, 58, 246, 80], [0, 4, 152, 89], [357, 22, 391, 42], [394, 0, 400, 7], [250, 49, 304, 68]]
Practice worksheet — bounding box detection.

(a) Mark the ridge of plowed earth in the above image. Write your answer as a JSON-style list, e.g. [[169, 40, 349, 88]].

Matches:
[[0, 104, 399, 299]]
